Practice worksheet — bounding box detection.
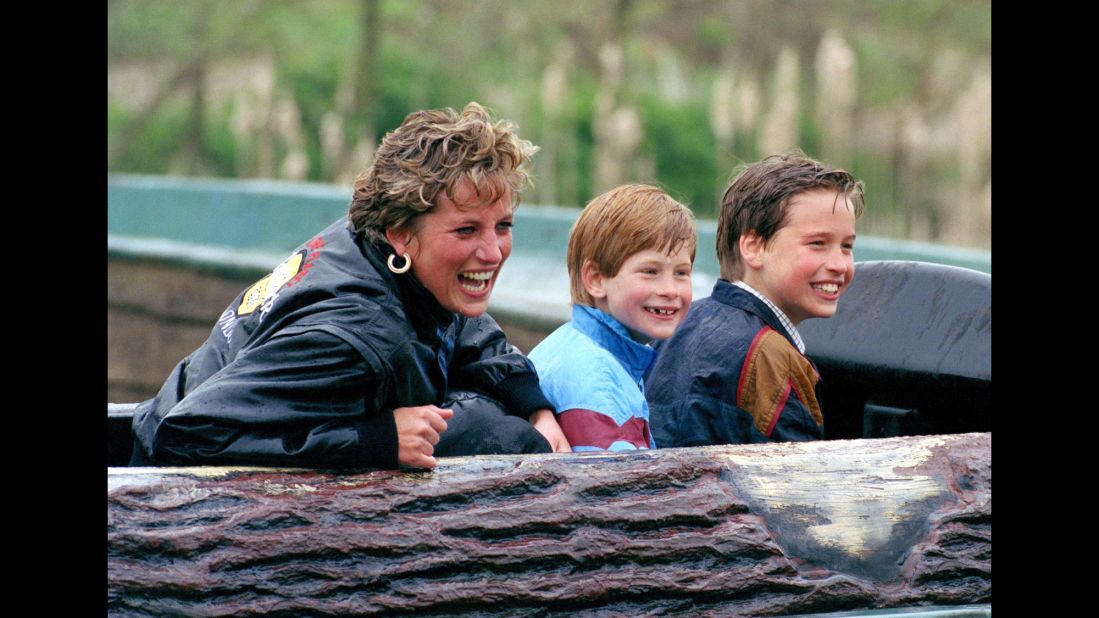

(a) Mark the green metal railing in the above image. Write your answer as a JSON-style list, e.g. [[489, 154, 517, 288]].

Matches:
[[108, 173, 990, 328]]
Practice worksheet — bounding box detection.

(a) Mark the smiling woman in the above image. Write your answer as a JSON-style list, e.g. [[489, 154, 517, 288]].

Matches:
[[385, 181, 514, 317], [129, 102, 571, 470]]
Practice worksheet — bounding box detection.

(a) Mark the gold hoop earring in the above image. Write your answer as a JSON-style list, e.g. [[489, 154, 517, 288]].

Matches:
[[387, 253, 412, 274]]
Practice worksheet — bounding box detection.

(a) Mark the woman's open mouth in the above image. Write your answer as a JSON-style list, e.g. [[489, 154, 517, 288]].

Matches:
[[459, 270, 494, 294]]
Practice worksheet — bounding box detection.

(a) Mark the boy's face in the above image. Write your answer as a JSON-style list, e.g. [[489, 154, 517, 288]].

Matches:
[[588, 245, 694, 342], [740, 189, 857, 325]]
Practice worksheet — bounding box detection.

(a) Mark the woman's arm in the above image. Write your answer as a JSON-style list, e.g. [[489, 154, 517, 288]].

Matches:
[[447, 315, 571, 452], [448, 314, 554, 418], [135, 329, 407, 468]]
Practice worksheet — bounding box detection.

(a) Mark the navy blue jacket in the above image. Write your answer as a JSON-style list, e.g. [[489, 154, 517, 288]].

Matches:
[[647, 280, 824, 447], [130, 217, 552, 468]]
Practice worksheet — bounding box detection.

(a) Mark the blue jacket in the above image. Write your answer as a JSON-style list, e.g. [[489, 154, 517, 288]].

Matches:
[[130, 217, 553, 468], [528, 305, 656, 451], [647, 280, 824, 447]]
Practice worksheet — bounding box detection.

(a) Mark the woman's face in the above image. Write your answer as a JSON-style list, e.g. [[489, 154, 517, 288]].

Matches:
[[388, 181, 514, 317]]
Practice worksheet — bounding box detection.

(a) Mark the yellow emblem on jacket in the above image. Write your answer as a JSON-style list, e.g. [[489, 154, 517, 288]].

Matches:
[[237, 251, 305, 316]]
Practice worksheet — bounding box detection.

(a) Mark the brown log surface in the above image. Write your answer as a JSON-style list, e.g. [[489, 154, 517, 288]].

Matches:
[[107, 433, 991, 616]]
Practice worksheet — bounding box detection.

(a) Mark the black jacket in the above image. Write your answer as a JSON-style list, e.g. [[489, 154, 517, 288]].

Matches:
[[130, 217, 553, 468]]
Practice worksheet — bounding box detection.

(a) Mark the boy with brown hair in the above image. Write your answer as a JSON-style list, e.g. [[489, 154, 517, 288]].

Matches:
[[528, 184, 696, 451], [647, 151, 865, 446]]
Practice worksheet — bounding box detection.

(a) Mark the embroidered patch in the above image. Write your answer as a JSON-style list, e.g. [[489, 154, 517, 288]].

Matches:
[[286, 236, 324, 288], [237, 250, 305, 316]]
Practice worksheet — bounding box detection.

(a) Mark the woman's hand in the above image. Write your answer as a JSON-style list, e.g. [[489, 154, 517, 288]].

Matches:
[[529, 408, 572, 453], [393, 405, 454, 469]]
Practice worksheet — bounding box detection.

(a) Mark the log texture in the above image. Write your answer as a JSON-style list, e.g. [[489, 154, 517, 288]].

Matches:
[[107, 433, 990, 616]]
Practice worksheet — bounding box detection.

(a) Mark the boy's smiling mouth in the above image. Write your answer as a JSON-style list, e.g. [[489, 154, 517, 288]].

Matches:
[[645, 306, 679, 317], [811, 282, 840, 294]]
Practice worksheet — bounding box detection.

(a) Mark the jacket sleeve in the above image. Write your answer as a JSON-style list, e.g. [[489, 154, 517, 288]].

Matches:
[[648, 326, 823, 447], [728, 327, 824, 442], [649, 375, 822, 446], [764, 393, 826, 442], [135, 327, 400, 468], [447, 314, 554, 418]]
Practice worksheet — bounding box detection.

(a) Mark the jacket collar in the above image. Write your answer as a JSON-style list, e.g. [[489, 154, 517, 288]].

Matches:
[[356, 228, 457, 342], [710, 279, 800, 350], [571, 305, 655, 382]]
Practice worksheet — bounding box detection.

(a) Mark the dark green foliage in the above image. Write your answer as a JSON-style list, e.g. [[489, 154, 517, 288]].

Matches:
[[109, 102, 191, 174], [201, 106, 240, 178], [637, 96, 719, 218]]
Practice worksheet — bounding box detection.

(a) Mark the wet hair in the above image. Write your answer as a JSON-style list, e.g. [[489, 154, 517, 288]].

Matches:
[[716, 150, 865, 280], [567, 184, 697, 306], [349, 102, 538, 243]]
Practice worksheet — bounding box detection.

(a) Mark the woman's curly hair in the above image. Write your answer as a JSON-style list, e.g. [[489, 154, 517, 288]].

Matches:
[[349, 102, 538, 243]]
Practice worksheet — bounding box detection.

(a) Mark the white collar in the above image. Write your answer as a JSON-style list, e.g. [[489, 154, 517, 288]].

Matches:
[[732, 280, 806, 354]]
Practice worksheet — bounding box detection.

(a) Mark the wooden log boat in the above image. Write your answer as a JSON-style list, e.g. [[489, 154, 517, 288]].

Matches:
[[108, 433, 989, 616]]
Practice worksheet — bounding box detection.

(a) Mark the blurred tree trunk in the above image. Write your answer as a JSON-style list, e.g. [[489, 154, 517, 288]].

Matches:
[[815, 29, 857, 170], [352, 0, 379, 153], [593, 0, 640, 194], [178, 2, 211, 175], [178, 61, 209, 175]]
